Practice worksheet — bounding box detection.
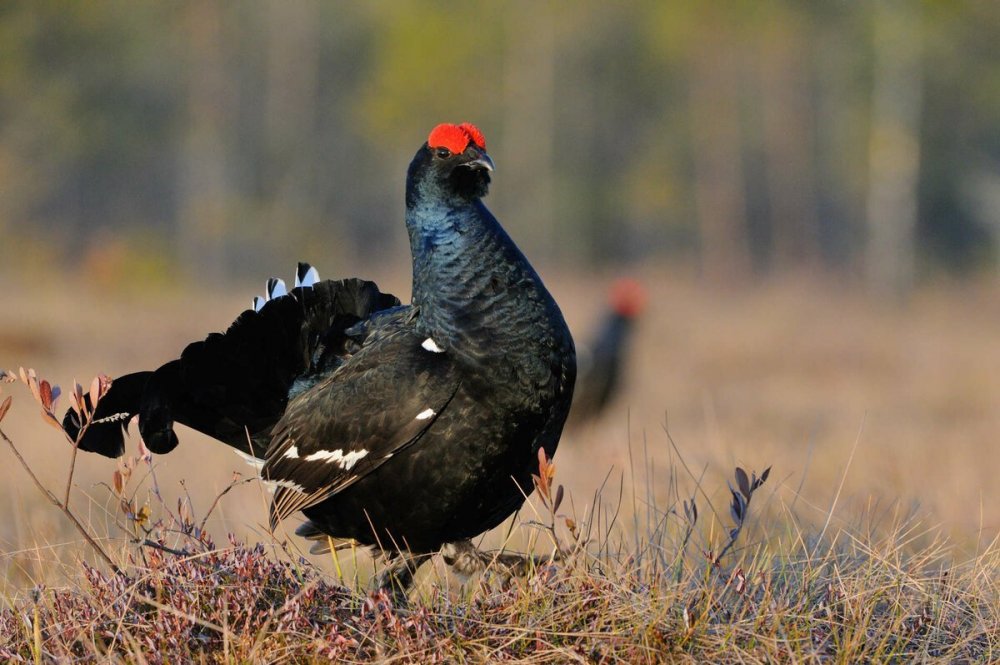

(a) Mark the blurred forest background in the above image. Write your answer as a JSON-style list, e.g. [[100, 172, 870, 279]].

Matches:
[[1, 1, 999, 585], [0, 0, 998, 290]]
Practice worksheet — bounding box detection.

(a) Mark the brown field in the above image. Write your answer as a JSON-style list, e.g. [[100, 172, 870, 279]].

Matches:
[[3, 267, 997, 572], [1, 267, 997, 660]]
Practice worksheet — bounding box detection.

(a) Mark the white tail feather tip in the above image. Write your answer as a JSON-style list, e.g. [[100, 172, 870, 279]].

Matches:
[[295, 263, 320, 288], [267, 278, 287, 300]]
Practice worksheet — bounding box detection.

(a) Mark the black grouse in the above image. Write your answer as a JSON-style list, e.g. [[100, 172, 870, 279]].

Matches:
[[569, 278, 645, 424], [64, 123, 576, 570]]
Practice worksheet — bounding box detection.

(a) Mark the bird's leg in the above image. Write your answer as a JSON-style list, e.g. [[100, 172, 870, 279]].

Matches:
[[372, 552, 427, 606], [487, 549, 563, 577]]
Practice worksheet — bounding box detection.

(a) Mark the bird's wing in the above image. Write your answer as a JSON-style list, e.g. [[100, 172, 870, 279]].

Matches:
[[262, 326, 459, 529]]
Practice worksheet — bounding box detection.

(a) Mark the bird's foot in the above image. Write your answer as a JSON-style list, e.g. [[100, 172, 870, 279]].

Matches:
[[440, 540, 563, 586], [439, 540, 485, 583], [371, 553, 428, 607]]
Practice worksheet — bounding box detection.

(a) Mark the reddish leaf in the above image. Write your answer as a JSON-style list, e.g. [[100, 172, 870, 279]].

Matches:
[[41, 410, 63, 432], [90, 374, 111, 408], [69, 382, 84, 416], [39, 380, 52, 409], [20, 367, 40, 402], [89, 376, 101, 408], [734, 568, 747, 595], [39, 380, 60, 413], [112, 470, 124, 495], [0, 396, 11, 424], [535, 448, 551, 500], [116, 457, 134, 487]]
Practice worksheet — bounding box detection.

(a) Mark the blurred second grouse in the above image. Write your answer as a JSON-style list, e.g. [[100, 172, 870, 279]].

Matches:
[[570, 278, 645, 424]]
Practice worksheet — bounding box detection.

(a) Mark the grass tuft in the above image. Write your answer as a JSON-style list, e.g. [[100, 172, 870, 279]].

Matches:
[[1, 518, 997, 662]]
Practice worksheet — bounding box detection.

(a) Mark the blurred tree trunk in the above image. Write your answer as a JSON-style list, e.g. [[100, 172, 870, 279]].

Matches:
[[178, 0, 232, 282], [264, 0, 320, 238], [865, 1, 923, 297], [688, 36, 751, 282], [965, 171, 1000, 281], [813, 22, 868, 270], [759, 23, 819, 271], [501, 2, 556, 257]]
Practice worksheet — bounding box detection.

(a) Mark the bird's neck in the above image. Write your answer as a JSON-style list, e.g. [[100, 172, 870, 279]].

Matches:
[[591, 313, 633, 361], [405, 196, 544, 353]]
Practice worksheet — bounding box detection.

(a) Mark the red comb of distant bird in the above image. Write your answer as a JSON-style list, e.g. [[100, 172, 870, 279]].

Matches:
[[428, 123, 486, 154], [609, 278, 647, 318]]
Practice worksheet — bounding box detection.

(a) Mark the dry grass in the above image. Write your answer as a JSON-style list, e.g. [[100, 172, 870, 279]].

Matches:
[[0, 267, 998, 661], [1, 524, 997, 662]]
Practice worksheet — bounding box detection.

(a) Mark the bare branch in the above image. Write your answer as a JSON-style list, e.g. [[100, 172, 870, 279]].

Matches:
[[0, 425, 121, 574]]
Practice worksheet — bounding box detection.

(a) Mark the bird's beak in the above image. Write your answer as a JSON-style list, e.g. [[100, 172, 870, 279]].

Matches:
[[464, 148, 495, 173]]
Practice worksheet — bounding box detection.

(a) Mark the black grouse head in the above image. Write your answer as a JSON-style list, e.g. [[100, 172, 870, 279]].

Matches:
[[406, 122, 495, 206]]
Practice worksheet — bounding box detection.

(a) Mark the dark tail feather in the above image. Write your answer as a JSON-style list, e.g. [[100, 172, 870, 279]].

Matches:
[[64, 277, 400, 458], [63, 372, 152, 458]]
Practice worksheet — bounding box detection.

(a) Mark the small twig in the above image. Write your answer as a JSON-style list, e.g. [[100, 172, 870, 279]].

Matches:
[[715, 530, 740, 563], [199, 476, 255, 534], [1, 425, 121, 574], [138, 539, 190, 558], [63, 438, 81, 509]]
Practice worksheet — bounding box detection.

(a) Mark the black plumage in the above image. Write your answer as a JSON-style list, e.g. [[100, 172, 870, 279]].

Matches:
[[65, 123, 576, 556]]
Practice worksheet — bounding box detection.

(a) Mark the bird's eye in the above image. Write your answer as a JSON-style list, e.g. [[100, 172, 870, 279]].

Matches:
[[435, 147, 451, 159]]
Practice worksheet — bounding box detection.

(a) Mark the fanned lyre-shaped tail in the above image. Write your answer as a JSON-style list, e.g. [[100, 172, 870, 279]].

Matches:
[[62, 265, 401, 458], [63, 372, 153, 458]]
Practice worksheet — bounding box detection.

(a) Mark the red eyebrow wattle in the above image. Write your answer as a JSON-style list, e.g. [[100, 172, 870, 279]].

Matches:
[[428, 122, 486, 154], [428, 124, 471, 154], [459, 123, 486, 150]]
